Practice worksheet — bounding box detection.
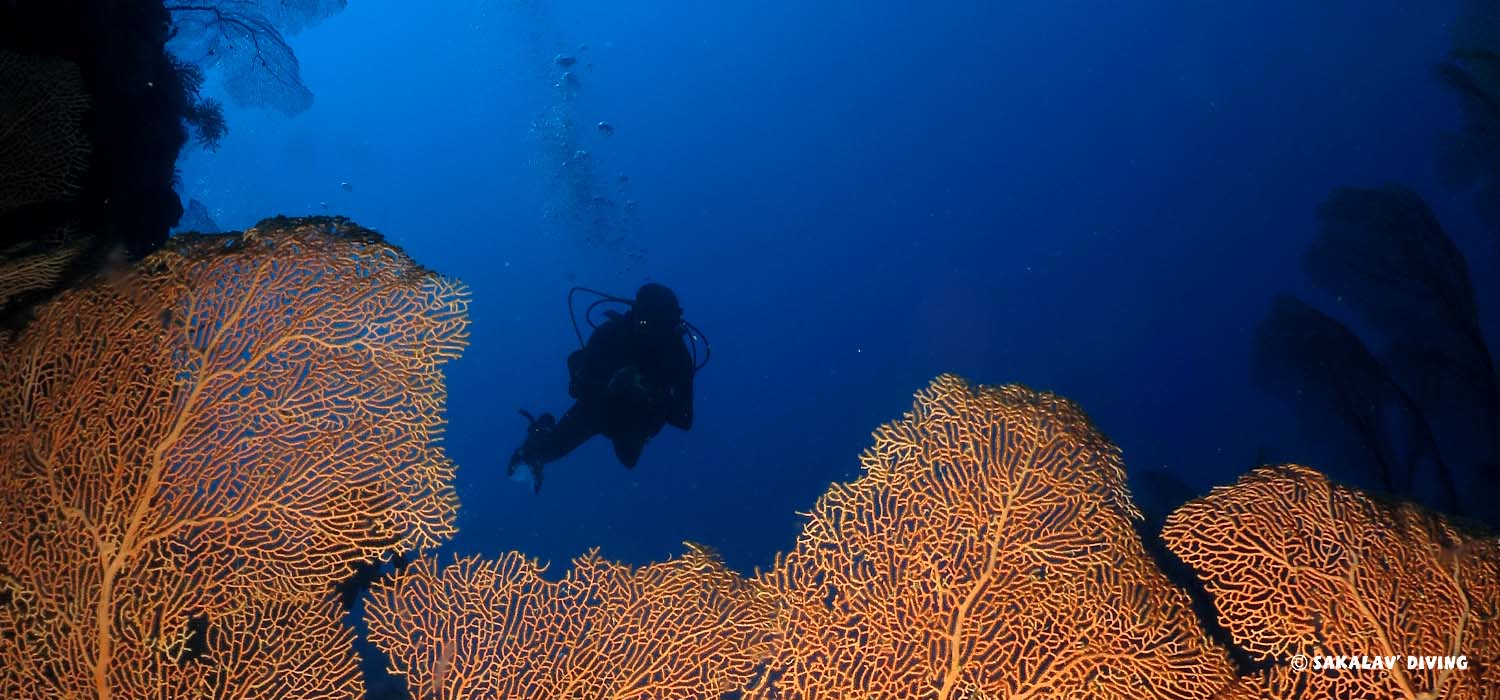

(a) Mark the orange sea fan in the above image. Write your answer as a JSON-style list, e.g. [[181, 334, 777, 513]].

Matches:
[[0, 49, 90, 215], [365, 543, 777, 700], [746, 374, 1237, 699], [0, 235, 89, 312], [1163, 464, 1500, 700], [0, 217, 469, 699]]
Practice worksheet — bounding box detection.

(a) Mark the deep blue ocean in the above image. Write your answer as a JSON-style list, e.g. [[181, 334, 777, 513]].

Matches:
[[173, 0, 1497, 576]]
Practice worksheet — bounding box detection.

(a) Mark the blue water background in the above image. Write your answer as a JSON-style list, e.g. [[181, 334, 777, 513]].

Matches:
[[175, 0, 1496, 575]]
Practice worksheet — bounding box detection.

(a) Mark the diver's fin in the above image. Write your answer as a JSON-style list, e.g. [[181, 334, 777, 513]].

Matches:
[[509, 410, 552, 494], [506, 453, 544, 493], [517, 409, 556, 431]]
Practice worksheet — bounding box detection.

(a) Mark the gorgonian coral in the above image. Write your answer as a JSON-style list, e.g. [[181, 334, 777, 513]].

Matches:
[[366, 544, 775, 700], [1164, 464, 1500, 700], [0, 49, 89, 216], [0, 216, 468, 699], [366, 376, 1239, 699], [746, 375, 1237, 699]]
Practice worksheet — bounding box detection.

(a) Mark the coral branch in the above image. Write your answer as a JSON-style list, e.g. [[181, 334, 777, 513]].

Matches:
[[366, 543, 775, 700], [747, 375, 1236, 699], [0, 216, 469, 699], [0, 236, 89, 312], [1163, 464, 1500, 699], [0, 49, 90, 215]]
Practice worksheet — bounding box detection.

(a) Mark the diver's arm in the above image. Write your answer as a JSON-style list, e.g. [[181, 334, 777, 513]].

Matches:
[[664, 346, 694, 430], [569, 318, 626, 398], [666, 373, 693, 430]]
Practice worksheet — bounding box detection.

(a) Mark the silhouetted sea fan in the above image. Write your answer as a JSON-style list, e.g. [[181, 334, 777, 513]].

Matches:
[[173, 197, 220, 233], [1251, 294, 1456, 511], [1434, 54, 1500, 185], [1309, 187, 1482, 358], [1435, 51, 1500, 239], [1454, 0, 1500, 54], [257, 0, 347, 34], [166, 1, 315, 115], [1310, 187, 1498, 417], [1440, 0, 1500, 246], [1249, 183, 1500, 524]]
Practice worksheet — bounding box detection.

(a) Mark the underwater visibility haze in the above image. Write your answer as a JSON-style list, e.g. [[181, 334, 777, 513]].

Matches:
[[1, 1, 1499, 698]]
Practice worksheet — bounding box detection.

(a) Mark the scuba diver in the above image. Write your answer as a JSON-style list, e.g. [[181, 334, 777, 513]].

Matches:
[[507, 283, 709, 492]]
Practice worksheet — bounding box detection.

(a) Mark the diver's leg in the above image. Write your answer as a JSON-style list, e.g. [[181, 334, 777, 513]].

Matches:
[[509, 403, 602, 492], [521, 401, 601, 466], [547, 402, 601, 459]]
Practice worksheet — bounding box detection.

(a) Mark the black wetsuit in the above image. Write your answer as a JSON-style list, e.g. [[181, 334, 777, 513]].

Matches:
[[512, 311, 693, 484]]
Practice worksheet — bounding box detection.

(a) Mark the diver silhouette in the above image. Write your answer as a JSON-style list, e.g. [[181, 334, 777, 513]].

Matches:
[[507, 284, 709, 492]]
